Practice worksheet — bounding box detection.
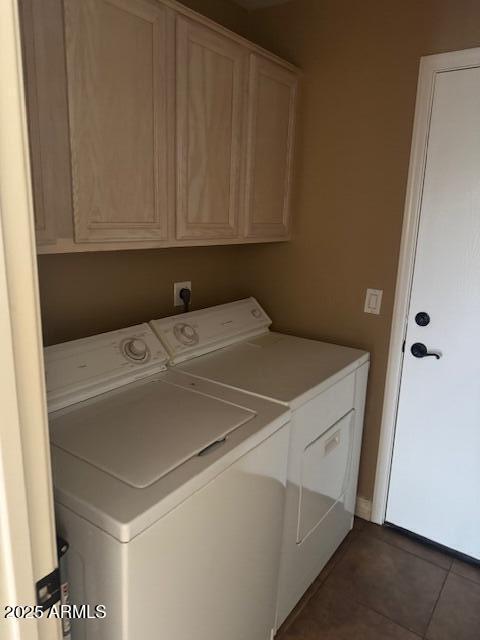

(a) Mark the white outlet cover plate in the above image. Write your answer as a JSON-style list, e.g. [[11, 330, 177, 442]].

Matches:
[[174, 281, 192, 307], [364, 288, 383, 315]]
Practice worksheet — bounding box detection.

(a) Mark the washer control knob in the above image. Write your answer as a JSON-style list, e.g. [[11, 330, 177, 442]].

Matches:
[[251, 308, 262, 319], [123, 338, 149, 361], [174, 323, 199, 346], [182, 325, 195, 338]]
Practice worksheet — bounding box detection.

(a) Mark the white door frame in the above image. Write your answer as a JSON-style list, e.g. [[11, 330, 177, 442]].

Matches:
[[371, 46, 480, 525], [0, 1, 60, 638]]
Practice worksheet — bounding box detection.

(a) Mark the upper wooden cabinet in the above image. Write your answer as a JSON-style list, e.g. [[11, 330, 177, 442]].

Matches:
[[21, 0, 70, 245], [23, 0, 299, 253], [64, 0, 173, 243], [244, 55, 297, 240], [176, 17, 247, 241]]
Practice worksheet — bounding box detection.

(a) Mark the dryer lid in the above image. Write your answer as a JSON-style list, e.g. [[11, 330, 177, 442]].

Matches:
[[49, 378, 255, 489], [175, 333, 369, 408]]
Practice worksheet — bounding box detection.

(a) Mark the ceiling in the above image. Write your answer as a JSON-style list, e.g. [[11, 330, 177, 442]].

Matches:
[[232, 0, 290, 10]]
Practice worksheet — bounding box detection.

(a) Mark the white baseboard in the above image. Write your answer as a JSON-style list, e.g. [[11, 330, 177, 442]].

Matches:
[[355, 496, 372, 521]]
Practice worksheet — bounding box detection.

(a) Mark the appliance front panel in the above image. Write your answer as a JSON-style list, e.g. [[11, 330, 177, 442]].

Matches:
[[275, 372, 357, 627], [297, 410, 355, 542], [150, 297, 271, 363], [127, 424, 289, 640], [45, 324, 168, 411], [55, 424, 290, 640]]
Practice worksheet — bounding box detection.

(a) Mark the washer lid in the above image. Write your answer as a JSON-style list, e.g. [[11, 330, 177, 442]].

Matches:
[[50, 379, 255, 489]]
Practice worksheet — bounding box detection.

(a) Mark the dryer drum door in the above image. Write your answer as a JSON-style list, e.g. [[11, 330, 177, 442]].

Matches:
[[297, 410, 355, 543]]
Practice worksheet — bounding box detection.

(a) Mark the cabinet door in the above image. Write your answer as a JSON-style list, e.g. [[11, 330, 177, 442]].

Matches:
[[21, 0, 66, 245], [176, 16, 247, 241], [64, 0, 173, 243], [244, 55, 297, 240]]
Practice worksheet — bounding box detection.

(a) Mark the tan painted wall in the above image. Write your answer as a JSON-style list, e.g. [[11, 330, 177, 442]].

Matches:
[[38, 246, 252, 344], [243, 0, 480, 500], [178, 0, 249, 33]]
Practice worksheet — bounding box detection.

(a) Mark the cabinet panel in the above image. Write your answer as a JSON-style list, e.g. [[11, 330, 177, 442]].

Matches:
[[21, 0, 72, 245], [64, 0, 173, 242], [176, 17, 247, 240], [245, 55, 297, 239]]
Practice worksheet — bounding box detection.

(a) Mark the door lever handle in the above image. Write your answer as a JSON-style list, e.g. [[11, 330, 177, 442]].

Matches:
[[411, 342, 441, 359]]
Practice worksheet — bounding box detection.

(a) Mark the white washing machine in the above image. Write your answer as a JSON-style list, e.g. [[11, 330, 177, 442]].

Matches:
[[44, 323, 291, 640], [150, 298, 370, 628]]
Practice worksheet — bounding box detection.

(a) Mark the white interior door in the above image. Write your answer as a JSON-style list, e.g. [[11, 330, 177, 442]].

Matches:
[[0, 1, 60, 638], [387, 64, 480, 560]]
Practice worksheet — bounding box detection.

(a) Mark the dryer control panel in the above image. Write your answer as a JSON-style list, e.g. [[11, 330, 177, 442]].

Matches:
[[150, 298, 272, 365], [45, 324, 169, 412]]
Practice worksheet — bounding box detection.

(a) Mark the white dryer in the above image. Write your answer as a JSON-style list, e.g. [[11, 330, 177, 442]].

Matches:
[[150, 298, 370, 628], [44, 323, 290, 640]]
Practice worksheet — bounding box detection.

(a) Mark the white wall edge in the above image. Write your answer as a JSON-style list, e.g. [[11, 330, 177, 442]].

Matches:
[[0, 1, 61, 637]]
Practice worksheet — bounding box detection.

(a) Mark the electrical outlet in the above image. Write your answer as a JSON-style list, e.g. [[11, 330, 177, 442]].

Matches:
[[174, 281, 191, 307], [364, 288, 383, 315]]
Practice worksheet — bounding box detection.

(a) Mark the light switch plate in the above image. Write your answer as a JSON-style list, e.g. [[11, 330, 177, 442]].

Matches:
[[364, 288, 383, 315], [174, 281, 192, 307]]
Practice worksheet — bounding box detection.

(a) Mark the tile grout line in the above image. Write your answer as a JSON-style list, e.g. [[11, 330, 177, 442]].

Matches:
[[281, 525, 464, 640], [423, 566, 450, 639], [315, 537, 424, 639], [319, 526, 446, 639], [315, 579, 424, 639], [279, 531, 358, 636], [362, 528, 453, 638], [449, 567, 480, 587], [360, 528, 454, 572], [316, 531, 360, 591]]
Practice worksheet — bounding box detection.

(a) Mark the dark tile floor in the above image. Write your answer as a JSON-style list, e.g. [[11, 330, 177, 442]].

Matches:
[[277, 518, 480, 640]]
